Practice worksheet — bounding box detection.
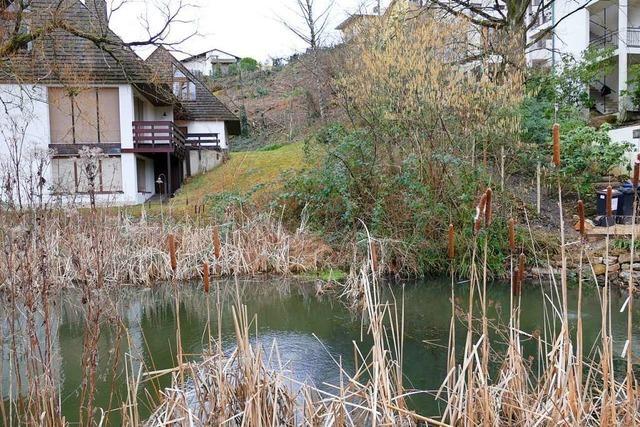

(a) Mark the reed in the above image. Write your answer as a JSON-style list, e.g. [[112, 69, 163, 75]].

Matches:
[[447, 223, 455, 260]]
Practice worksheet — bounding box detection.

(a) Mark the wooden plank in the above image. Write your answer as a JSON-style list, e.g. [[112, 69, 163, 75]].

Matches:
[[586, 224, 640, 237]]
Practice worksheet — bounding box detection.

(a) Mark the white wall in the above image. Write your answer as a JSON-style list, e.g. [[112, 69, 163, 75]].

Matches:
[[183, 58, 209, 76], [553, 1, 590, 64], [0, 84, 51, 206], [189, 150, 223, 175], [609, 123, 640, 168], [184, 121, 229, 149]]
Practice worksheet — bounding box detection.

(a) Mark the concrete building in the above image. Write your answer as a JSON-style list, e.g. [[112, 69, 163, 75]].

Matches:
[[0, 0, 240, 206], [525, 0, 640, 155], [181, 49, 241, 77]]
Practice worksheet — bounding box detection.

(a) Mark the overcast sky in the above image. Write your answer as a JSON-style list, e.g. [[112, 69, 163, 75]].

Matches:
[[109, 0, 391, 62]]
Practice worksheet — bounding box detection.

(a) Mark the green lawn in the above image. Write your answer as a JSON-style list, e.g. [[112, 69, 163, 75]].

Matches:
[[124, 142, 305, 218]]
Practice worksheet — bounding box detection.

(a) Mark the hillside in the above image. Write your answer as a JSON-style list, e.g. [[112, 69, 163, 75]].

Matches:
[[208, 50, 341, 151], [164, 142, 306, 215]]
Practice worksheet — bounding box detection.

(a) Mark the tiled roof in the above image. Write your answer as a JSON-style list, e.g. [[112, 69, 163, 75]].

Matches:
[[0, 0, 155, 84], [146, 46, 240, 133]]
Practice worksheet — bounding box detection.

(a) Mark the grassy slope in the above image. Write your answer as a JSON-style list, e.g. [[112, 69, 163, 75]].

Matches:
[[166, 142, 305, 214]]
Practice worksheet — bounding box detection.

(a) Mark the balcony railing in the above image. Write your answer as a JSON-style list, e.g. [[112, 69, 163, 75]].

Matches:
[[589, 27, 640, 49], [186, 133, 221, 151], [629, 27, 640, 47], [131, 121, 186, 157]]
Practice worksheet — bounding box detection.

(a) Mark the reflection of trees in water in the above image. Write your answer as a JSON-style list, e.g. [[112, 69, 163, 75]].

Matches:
[[1, 308, 62, 399]]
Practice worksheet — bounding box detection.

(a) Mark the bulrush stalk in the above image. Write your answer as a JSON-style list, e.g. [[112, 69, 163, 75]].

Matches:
[[484, 188, 492, 226], [203, 262, 210, 294], [514, 253, 525, 296], [167, 234, 177, 272], [212, 226, 222, 259], [370, 239, 379, 274], [448, 224, 455, 260], [552, 123, 560, 166]]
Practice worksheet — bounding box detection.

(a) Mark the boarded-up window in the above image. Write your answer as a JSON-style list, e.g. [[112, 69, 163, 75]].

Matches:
[[50, 158, 76, 193], [48, 88, 74, 144], [100, 157, 123, 192], [50, 157, 123, 194], [74, 89, 99, 144], [98, 88, 121, 143], [48, 87, 121, 144]]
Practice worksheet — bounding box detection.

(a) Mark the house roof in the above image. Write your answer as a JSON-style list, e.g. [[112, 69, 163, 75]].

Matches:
[[0, 0, 156, 86], [181, 48, 241, 63], [146, 46, 240, 134], [0, 1, 239, 133], [335, 13, 377, 31]]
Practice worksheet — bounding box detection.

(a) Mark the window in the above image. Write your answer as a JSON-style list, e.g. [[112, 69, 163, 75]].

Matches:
[[48, 87, 121, 144], [172, 68, 196, 101], [50, 157, 123, 194]]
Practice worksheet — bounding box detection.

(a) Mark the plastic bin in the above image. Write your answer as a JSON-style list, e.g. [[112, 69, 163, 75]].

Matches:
[[596, 188, 621, 218]]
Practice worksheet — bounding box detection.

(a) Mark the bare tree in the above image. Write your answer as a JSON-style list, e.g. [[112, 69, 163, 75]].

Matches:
[[282, 0, 335, 49], [280, 0, 335, 121], [421, 0, 592, 58]]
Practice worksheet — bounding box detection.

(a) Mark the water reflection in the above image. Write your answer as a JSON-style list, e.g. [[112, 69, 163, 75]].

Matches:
[[2, 279, 640, 424]]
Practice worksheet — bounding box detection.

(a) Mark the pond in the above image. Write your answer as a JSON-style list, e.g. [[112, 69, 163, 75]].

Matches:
[[2, 278, 640, 424]]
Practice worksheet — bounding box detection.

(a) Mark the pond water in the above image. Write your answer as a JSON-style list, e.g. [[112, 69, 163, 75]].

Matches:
[[2, 278, 640, 424]]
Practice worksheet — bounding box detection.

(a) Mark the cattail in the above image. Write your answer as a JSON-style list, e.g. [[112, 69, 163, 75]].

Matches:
[[474, 193, 487, 233], [552, 123, 560, 166], [203, 262, 210, 293], [634, 161, 640, 188], [484, 188, 493, 226], [508, 218, 516, 253], [167, 233, 177, 271], [370, 240, 379, 273], [212, 226, 221, 259], [577, 200, 585, 237], [448, 224, 455, 260], [606, 185, 613, 217]]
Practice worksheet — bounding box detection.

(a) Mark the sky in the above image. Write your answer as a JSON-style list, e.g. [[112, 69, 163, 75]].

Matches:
[[109, 0, 391, 62]]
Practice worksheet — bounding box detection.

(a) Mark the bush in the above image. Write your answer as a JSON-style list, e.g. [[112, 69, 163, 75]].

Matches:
[[549, 124, 631, 196]]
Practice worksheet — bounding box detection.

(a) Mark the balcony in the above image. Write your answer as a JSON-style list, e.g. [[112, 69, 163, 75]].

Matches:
[[185, 133, 222, 151], [130, 121, 186, 158], [589, 27, 640, 50]]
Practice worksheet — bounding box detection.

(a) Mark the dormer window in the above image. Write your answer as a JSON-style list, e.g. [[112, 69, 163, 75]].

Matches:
[[173, 68, 196, 101]]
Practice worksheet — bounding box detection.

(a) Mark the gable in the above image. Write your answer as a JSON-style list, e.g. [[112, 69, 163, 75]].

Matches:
[[0, 0, 155, 85]]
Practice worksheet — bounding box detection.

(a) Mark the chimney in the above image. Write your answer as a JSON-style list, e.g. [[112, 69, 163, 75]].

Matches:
[[86, 0, 108, 25]]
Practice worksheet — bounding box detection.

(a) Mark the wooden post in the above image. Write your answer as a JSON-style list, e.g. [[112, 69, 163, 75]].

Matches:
[[536, 162, 541, 215], [167, 152, 172, 196]]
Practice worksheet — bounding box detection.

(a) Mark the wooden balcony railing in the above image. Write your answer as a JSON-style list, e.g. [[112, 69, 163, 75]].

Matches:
[[131, 121, 186, 157], [185, 133, 221, 151]]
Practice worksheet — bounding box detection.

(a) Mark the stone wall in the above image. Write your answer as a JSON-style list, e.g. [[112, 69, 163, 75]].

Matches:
[[527, 239, 640, 288]]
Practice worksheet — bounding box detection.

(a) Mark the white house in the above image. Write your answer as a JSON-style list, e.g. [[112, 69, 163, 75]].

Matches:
[[181, 49, 241, 77], [525, 0, 640, 155], [0, 0, 240, 207]]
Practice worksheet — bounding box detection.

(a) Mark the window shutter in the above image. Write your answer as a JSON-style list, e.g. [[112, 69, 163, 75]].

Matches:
[[73, 88, 100, 144], [48, 88, 74, 144], [97, 88, 121, 143]]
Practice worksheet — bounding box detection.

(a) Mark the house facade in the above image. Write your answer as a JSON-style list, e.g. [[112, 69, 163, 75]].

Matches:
[[526, 0, 640, 117], [0, 0, 240, 206], [181, 49, 241, 77], [525, 0, 640, 153]]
